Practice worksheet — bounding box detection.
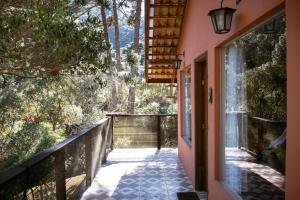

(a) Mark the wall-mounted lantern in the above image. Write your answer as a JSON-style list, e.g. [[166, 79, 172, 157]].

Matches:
[[208, 0, 241, 34], [174, 51, 185, 70]]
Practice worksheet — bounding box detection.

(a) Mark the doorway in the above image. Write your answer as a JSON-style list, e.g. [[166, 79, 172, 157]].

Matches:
[[194, 56, 208, 191]]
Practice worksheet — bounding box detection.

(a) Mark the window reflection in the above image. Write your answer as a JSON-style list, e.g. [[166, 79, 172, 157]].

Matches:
[[222, 12, 286, 199], [182, 68, 192, 142]]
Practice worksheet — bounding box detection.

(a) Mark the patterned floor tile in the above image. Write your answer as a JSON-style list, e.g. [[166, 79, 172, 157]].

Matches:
[[81, 148, 195, 200], [140, 190, 169, 200], [140, 184, 167, 194]]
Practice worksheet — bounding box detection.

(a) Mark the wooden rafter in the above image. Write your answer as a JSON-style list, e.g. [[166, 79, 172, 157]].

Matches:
[[149, 16, 183, 19], [150, 4, 185, 8], [148, 53, 177, 56], [145, 0, 187, 84], [149, 26, 180, 29], [147, 78, 178, 83], [149, 46, 177, 48], [147, 37, 179, 40]]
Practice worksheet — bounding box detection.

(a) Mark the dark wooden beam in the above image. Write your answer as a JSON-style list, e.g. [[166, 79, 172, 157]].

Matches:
[[150, 4, 185, 8], [149, 26, 180, 29], [147, 59, 176, 65], [147, 78, 177, 84], [149, 45, 177, 48], [148, 53, 177, 56], [147, 73, 175, 76], [145, 0, 150, 80], [148, 67, 174, 70], [147, 37, 179, 40], [149, 16, 183, 19], [145, 0, 187, 83]]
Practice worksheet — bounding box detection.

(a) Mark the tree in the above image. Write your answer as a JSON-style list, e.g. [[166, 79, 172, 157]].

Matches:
[[127, 0, 142, 114], [98, 0, 112, 66], [0, 0, 108, 77], [133, 0, 142, 52], [112, 0, 122, 71], [0, 0, 178, 173]]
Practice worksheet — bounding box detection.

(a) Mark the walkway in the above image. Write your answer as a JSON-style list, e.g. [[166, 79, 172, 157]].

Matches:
[[81, 148, 198, 200]]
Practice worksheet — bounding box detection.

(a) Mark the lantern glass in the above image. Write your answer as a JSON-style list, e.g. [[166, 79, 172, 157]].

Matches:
[[216, 9, 225, 30], [208, 7, 236, 34]]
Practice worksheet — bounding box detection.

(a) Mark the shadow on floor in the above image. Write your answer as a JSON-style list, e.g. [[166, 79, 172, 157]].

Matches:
[[81, 148, 195, 200]]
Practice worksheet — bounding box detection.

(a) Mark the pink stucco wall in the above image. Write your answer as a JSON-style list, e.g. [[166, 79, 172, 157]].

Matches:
[[285, 0, 300, 199], [176, 0, 300, 199]]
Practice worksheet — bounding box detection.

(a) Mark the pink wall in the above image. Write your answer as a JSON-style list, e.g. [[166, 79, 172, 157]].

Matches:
[[176, 0, 300, 199], [285, 0, 300, 199]]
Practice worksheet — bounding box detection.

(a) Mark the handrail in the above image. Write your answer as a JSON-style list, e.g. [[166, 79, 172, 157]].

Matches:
[[107, 113, 177, 117], [0, 116, 113, 200], [0, 117, 111, 185], [109, 114, 178, 149], [0, 114, 178, 199], [250, 116, 286, 124]]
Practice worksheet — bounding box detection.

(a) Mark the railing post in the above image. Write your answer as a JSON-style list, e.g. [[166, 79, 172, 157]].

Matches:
[[54, 150, 66, 200], [85, 134, 92, 187], [101, 122, 108, 164], [157, 115, 161, 150], [111, 116, 114, 150], [257, 122, 264, 162]]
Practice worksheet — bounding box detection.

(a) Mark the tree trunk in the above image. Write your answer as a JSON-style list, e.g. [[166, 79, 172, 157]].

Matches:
[[100, 4, 112, 66], [127, 0, 142, 114], [112, 0, 121, 71], [100, 1, 118, 111], [133, 0, 142, 53], [127, 86, 135, 114]]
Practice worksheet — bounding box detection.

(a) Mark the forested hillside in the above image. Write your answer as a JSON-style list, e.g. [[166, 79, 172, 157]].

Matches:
[[0, 0, 176, 173]]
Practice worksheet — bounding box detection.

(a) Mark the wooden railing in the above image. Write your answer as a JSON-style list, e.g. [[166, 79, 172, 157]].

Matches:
[[0, 117, 113, 200], [226, 112, 286, 172], [0, 114, 178, 199], [107, 113, 178, 149]]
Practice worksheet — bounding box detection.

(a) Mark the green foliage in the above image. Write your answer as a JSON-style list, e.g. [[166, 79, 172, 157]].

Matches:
[[0, 122, 65, 172], [135, 83, 177, 114], [231, 15, 286, 121], [0, 0, 109, 77], [0, 0, 177, 174], [246, 64, 286, 120], [0, 75, 108, 172]]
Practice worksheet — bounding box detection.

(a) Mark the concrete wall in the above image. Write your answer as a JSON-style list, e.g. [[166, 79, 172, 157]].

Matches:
[[177, 0, 300, 199]]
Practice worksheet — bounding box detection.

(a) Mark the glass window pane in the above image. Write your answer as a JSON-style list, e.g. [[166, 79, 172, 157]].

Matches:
[[182, 68, 192, 142], [222, 12, 286, 199]]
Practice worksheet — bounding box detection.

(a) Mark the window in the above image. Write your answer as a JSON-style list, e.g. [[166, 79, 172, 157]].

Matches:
[[221, 12, 286, 199], [182, 67, 192, 142]]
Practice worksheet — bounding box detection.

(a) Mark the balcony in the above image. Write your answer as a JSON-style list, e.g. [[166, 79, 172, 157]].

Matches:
[[81, 148, 193, 200], [0, 114, 204, 200]]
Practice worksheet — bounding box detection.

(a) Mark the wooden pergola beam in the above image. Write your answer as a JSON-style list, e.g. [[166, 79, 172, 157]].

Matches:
[[144, 0, 150, 82], [149, 16, 183, 19], [149, 45, 178, 48], [147, 37, 179, 40], [147, 78, 177, 83], [150, 4, 185, 8], [148, 67, 174, 70], [148, 73, 174, 76], [149, 26, 180, 29], [148, 53, 177, 56], [147, 59, 176, 64], [145, 0, 186, 84]]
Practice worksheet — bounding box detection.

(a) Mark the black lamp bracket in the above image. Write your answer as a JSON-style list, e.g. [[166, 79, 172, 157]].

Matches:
[[177, 51, 185, 58], [221, 0, 241, 8]]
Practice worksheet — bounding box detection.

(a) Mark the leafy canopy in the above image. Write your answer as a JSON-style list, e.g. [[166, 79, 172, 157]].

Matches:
[[0, 0, 109, 77]]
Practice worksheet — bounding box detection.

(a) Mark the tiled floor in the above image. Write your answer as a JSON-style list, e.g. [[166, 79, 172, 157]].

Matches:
[[81, 148, 200, 200]]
